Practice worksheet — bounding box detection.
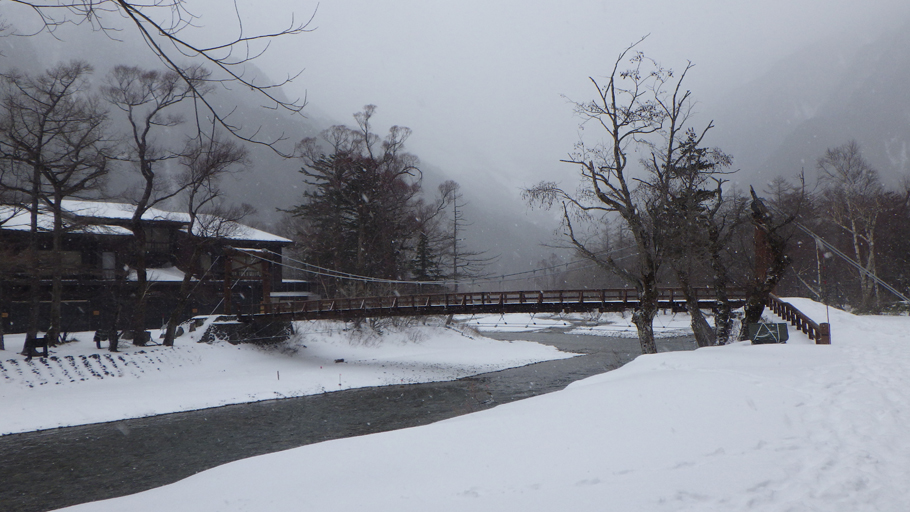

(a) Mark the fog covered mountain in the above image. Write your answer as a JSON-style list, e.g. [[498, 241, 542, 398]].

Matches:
[[0, 23, 558, 277], [710, 19, 910, 190]]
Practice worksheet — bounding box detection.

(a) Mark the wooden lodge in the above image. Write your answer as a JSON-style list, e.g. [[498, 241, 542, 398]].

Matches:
[[0, 200, 307, 334]]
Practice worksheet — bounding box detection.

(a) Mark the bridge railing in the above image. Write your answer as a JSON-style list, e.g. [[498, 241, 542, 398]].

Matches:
[[767, 294, 831, 344], [252, 287, 748, 317]]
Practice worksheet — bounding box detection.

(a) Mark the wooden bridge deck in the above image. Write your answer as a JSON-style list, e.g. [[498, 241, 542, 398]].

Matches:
[[238, 288, 748, 322]]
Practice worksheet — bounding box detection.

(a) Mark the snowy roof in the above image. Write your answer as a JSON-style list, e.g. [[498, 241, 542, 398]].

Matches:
[[0, 205, 132, 236], [59, 199, 190, 223], [1, 200, 291, 244], [190, 215, 292, 244]]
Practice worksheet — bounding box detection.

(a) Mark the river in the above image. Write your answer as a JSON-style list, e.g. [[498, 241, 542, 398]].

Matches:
[[0, 331, 695, 512]]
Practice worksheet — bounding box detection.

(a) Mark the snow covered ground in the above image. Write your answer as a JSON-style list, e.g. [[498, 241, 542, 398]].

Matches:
[[458, 310, 696, 338], [0, 317, 574, 435], [51, 300, 910, 511]]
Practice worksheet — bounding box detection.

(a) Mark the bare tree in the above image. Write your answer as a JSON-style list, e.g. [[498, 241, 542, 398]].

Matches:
[[102, 64, 210, 343], [654, 133, 738, 347], [8, 0, 314, 152], [162, 135, 248, 347], [817, 141, 884, 311], [0, 60, 111, 353], [39, 92, 110, 344], [524, 41, 718, 354], [704, 188, 748, 344]]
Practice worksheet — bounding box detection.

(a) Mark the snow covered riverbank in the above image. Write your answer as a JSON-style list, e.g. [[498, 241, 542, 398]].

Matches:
[[52, 301, 910, 511], [0, 318, 574, 435]]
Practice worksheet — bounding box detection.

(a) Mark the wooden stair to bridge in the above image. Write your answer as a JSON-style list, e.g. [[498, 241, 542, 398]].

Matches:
[[238, 288, 748, 322]]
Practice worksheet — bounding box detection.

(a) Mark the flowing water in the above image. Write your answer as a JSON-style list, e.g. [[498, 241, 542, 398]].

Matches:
[[0, 331, 695, 512]]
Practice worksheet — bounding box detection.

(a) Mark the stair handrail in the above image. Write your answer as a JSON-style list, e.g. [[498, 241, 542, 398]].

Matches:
[[767, 294, 831, 344]]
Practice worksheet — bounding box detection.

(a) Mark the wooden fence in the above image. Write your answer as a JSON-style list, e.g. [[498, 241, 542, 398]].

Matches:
[[767, 294, 831, 344]]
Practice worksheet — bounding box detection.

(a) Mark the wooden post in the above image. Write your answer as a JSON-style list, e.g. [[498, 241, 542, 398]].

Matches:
[[261, 258, 272, 314], [223, 250, 233, 316], [817, 323, 831, 345]]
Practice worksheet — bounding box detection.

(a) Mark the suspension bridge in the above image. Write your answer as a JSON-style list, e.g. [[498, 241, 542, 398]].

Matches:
[[237, 287, 748, 322], [221, 246, 831, 345]]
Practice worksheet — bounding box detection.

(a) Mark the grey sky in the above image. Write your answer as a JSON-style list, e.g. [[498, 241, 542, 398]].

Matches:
[[3, 0, 909, 200], [2, 0, 909, 272], [238, 0, 910, 197]]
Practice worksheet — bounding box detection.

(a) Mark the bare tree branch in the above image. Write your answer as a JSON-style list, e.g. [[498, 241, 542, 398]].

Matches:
[[8, 0, 315, 154]]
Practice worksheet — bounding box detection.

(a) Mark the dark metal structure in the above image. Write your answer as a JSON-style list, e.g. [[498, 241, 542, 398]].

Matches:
[[239, 287, 749, 322]]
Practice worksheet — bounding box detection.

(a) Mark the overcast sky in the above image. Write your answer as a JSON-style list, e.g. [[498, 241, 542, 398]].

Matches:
[[4, 0, 910, 200], [2, 0, 909, 270], [235, 0, 910, 196]]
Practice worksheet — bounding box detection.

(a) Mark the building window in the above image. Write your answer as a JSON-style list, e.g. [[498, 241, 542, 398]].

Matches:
[[148, 227, 170, 252], [102, 252, 116, 280], [200, 254, 213, 276]]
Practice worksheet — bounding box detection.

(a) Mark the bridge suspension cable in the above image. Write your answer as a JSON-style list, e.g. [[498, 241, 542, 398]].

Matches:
[[762, 201, 910, 304], [230, 247, 448, 286], [792, 220, 910, 303], [230, 244, 639, 289]]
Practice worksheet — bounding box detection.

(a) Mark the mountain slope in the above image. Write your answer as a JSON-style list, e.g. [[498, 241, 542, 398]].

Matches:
[[709, 19, 910, 188]]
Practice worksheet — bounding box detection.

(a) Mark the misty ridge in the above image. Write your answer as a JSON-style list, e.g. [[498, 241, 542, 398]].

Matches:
[[710, 18, 910, 190], [2, 9, 910, 279]]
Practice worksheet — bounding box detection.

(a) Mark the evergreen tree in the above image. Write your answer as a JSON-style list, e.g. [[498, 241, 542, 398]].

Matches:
[[285, 106, 429, 297], [410, 231, 443, 282]]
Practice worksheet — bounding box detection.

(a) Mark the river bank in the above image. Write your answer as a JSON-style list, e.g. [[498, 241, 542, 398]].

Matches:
[[1, 330, 695, 512]]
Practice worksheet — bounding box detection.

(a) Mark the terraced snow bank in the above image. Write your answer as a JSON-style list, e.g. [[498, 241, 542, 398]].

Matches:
[[55, 300, 910, 512]]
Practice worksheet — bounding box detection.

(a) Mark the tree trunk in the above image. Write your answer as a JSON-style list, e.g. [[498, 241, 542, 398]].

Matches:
[[677, 271, 715, 348], [739, 249, 790, 340], [0, 281, 5, 351], [690, 308, 715, 348], [130, 226, 149, 345], [49, 200, 64, 345], [23, 177, 41, 356], [108, 330, 120, 352], [163, 273, 193, 347], [847, 217, 878, 313], [632, 306, 658, 354], [739, 192, 792, 340], [632, 276, 659, 354], [712, 283, 733, 345], [862, 233, 877, 312], [163, 245, 203, 346], [708, 231, 733, 345], [108, 287, 123, 352], [163, 281, 190, 347]]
